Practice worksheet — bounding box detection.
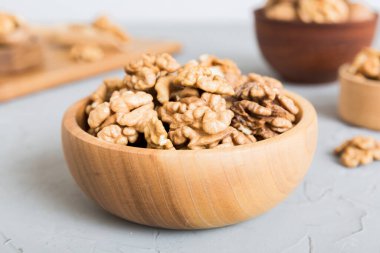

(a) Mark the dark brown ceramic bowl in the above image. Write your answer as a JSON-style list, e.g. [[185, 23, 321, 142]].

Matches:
[[254, 8, 378, 84]]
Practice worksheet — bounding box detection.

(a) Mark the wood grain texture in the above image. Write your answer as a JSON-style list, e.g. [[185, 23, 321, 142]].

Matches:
[[61, 91, 318, 229], [0, 39, 181, 102], [339, 64, 380, 131], [254, 9, 378, 84]]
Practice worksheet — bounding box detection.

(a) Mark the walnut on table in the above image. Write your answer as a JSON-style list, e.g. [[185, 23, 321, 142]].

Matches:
[[48, 15, 129, 50], [70, 44, 104, 62], [231, 73, 299, 140], [348, 48, 380, 80], [92, 16, 129, 42], [334, 136, 380, 168]]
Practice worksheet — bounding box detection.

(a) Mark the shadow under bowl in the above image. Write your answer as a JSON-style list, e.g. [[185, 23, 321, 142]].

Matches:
[[61, 91, 318, 229], [254, 8, 378, 84]]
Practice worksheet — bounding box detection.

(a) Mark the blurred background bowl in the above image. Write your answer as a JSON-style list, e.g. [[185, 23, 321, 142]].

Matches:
[[254, 8, 378, 84], [339, 64, 380, 130]]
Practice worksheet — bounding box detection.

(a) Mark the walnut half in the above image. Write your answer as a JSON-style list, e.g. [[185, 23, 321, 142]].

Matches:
[[334, 136, 380, 168]]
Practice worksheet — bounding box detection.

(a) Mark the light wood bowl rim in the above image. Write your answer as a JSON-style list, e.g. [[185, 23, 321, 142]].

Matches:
[[339, 63, 380, 88], [62, 91, 316, 155], [254, 8, 379, 27]]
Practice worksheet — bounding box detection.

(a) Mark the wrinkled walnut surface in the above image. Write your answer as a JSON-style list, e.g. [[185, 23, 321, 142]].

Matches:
[[335, 136, 380, 168], [85, 53, 300, 150], [124, 53, 180, 91]]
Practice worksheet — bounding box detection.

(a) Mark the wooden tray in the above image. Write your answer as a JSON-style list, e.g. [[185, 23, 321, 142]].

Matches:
[[0, 38, 181, 102]]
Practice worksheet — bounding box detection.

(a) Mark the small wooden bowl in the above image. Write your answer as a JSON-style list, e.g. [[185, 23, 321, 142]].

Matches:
[[254, 9, 378, 84], [61, 91, 318, 229], [339, 64, 380, 130], [0, 35, 43, 73]]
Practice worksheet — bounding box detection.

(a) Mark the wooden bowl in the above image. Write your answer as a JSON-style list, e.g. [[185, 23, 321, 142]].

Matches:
[[339, 64, 380, 130], [254, 8, 378, 84], [61, 91, 318, 229], [0, 35, 43, 73]]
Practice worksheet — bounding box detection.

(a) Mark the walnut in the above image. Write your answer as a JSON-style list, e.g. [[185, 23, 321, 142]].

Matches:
[[87, 89, 155, 143], [124, 53, 180, 90], [231, 73, 298, 140], [109, 89, 153, 113], [334, 136, 380, 168], [159, 93, 233, 134], [88, 102, 111, 129], [348, 48, 380, 80], [116, 103, 156, 132], [144, 117, 174, 150], [0, 13, 20, 36], [170, 87, 200, 101], [70, 44, 104, 62], [158, 93, 234, 149], [97, 124, 138, 145], [213, 127, 257, 149], [85, 78, 125, 114], [92, 16, 129, 42], [155, 75, 201, 105], [174, 62, 235, 96], [298, 0, 349, 24], [198, 54, 245, 88], [112, 91, 156, 132], [155, 75, 177, 104], [265, 1, 298, 21], [169, 126, 234, 150]]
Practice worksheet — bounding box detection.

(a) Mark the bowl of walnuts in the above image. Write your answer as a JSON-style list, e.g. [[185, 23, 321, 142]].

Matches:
[[254, 0, 378, 84], [62, 53, 318, 229], [339, 48, 380, 131]]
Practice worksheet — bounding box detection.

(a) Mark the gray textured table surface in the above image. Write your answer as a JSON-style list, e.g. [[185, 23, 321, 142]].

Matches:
[[2, 23, 380, 253]]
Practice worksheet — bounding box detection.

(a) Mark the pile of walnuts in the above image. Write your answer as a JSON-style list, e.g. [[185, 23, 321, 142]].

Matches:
[[265, 0, 374, 23], [348, 47, 380, 81], [85, 53, 300, 150], [335, 136, 380, 168]]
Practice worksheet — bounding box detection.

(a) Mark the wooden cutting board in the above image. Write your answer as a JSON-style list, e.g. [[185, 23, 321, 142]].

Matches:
[[0, 38, 181, 102]]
